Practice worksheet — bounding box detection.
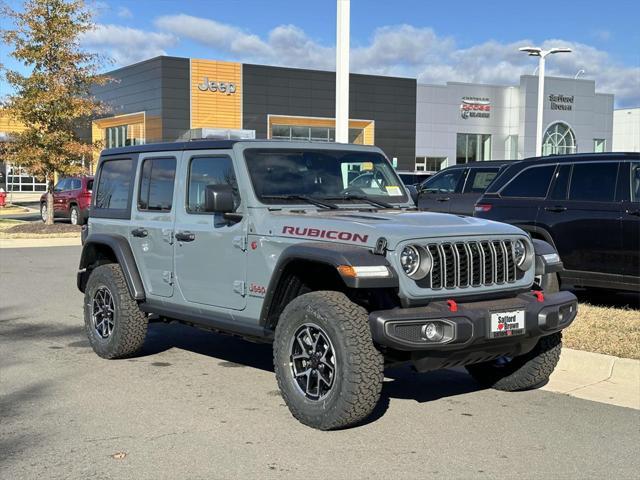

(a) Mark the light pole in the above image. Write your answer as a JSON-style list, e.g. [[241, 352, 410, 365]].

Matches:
[[335, 0, 350, 143], [519, 46, 572, 156]]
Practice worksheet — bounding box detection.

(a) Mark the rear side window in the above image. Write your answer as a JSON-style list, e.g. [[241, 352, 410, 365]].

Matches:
[[422, 169, 464, 194], [501, 165, 555, 198], [187, 156, 239, 213], [569, 162, 618, 202], [94, 159, 133, 211], [138, 158, 176, 211], [463, 168, 498, 193], [630, 162, 639, 203], [70, 179, 81, 190]]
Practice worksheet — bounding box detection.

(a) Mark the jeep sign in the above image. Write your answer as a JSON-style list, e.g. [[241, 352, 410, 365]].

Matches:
[[197, 77, 237, 95]]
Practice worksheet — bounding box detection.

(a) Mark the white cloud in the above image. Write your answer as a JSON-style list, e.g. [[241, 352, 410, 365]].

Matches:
[[81, 24, 176, 66], [116, 6, 133, 19]]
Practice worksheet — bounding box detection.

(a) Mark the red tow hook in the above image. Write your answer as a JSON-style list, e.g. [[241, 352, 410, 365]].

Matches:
[[447, 299, 458, 312], [532, 291, 545, 303]]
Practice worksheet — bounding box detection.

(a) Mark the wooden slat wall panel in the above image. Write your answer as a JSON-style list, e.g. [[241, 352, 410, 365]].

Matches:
[[190, 60, 242, 129]]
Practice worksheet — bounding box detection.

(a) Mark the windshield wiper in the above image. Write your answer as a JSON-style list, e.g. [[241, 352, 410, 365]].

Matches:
[[323, 194, 395, 209], [261, 195, 339, 210]]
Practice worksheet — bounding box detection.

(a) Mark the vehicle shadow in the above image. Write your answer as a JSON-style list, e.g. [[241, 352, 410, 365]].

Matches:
[[572, 289, 640, 310], [140, 321, 485, 425]]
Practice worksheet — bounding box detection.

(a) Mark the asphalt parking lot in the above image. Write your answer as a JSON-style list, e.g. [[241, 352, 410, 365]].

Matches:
[[1, 246, 639, 479]]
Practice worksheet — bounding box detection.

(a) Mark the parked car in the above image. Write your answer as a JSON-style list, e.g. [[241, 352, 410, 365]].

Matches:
[[397, 170, 434, 186], [475, 152, 640, 292], [77, 140, 575, 430], [415, 161, 514, 215], [40, 175, 93, 225]]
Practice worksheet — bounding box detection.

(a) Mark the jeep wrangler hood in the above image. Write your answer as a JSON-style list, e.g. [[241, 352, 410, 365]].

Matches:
[[260, 209, 526, 250]]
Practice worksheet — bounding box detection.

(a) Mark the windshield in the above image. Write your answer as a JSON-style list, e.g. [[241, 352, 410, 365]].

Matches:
[[244, 148, 408, 205]]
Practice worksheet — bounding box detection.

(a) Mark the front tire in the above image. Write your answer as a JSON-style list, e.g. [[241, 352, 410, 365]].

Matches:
[[84, 263, 148, 359], [273, 291, 384, 430], [466, 332, 562, 391]]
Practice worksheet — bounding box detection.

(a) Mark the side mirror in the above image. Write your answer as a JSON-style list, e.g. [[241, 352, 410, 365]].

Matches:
[[204, 184, 234, 213], [407, 185, 418, 205]]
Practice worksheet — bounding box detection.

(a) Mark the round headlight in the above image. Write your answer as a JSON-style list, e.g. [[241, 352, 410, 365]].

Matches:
[[514, 239, 527, 267], [400, 245, 431, 280]]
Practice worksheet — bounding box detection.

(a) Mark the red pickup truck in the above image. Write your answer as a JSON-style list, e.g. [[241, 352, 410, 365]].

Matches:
[[40, 176, 93, 225]]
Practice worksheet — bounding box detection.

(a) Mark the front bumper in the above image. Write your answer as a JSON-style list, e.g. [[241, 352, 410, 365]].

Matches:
[[369, 291, 577, 371]]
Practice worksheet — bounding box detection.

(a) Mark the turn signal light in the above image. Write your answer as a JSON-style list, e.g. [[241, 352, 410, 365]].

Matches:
[[337, 265, 390, 278]]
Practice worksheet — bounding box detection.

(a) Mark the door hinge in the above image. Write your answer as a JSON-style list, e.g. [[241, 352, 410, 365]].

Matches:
[[162, 228, 174, 245], [162, 270, 174, 285], [233, 235, 247, 251], [233, 280, 246, 296]]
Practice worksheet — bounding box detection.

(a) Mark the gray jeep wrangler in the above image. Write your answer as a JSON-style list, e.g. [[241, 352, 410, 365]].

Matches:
[[78, 140, 577, 430]]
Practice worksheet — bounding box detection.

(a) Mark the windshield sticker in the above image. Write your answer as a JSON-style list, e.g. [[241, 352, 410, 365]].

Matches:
[[361, 162, 374, 171], [385, 186, 402, 196]]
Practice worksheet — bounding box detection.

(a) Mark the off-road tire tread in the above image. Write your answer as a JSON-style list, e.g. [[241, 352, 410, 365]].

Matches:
[[274, 291, 384, 430], [84, 263, 148, 359], [466, 332, 562, 391]]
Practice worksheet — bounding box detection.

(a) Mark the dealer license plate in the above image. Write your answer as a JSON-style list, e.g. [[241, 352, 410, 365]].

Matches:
[[489, 310, 525, 339]]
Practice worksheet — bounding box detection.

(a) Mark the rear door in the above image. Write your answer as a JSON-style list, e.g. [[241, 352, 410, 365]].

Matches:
[[540, 161, 622, 276], [620, 161, 640, 283], [128, 153, 178, 298], [417, 168, 466, 213], [450, 167, 499, 215], [173, 151, 247, 310], [53, 178, 69, 216]]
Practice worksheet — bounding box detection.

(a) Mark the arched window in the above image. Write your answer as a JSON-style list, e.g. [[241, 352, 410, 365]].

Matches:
[[542, 122, 576, 156]]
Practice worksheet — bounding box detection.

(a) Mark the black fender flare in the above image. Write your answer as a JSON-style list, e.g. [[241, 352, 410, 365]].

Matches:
[[259, 242, 398, 326], [77, 233, 145, 301], [531, 238, 563, 276]]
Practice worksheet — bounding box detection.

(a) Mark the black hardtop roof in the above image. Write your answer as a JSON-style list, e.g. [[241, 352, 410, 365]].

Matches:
[[518, 152, 639, 164], [442, 160, 515, 170], [99, 139, 382, 157]]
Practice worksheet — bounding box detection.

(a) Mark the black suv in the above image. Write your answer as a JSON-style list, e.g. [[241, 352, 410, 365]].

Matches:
[[475, 153, 640, 292], [416, 161, 514, 215]]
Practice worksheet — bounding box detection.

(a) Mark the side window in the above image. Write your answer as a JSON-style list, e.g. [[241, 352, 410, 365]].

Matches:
[[463, 168, 498, 193], [54, 179, 69, 192], [138, 158, 176, 212], [422, 169, 464, 194], [501, 165, 555, 198], [70, 179, 81, 190], [569, 162, 618, 202], [631, 162, 640, 203], [94, 158, 133, 211], [548, 165, 571, 200], [187, 156, 239, 213]]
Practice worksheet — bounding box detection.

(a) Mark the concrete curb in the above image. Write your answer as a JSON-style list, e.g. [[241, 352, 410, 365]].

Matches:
[[543, 348, 640, 410], [0, 237, 81, 249]]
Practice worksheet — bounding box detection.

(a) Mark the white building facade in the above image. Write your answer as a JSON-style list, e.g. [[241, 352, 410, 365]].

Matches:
[[416, 75, 614, 171], [613, 108, 640, 152]]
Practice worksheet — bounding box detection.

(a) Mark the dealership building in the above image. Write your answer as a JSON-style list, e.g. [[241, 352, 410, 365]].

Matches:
[[0, 55, 630, 195]]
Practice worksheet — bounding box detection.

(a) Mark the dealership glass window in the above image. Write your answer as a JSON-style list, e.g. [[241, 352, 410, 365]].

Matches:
[[594, 139, 606, 153], [187, 156, 239, 213], [94, 159, 133, 210], [542, 122, 576, 156], [415, 157, 446, 172], [138, 158, 176, 211], [105, 123, 145, 149], [4, 164, 47, 192], [501, 165, 555, 198], [270, 125, 363, 144], [569, 162, 618, 202], [456, 133, 491, 164]]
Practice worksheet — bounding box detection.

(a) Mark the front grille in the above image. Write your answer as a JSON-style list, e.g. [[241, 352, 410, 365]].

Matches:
[[417, 239, 518, 290]]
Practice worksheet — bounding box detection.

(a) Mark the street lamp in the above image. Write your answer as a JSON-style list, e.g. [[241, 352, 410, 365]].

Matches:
[[519, 46, 572, 156]]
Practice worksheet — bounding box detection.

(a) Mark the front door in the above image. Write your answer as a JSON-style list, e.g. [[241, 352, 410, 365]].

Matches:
[[173, 151, 247, 310], [129, 154, 178, 298], [418, 168, 466, 213]]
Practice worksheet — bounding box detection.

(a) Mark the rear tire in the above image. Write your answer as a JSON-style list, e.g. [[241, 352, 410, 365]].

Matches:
[[273, 291, 384, 430], [84, 263, 148, 359], [466, 332, 562, 391], [40, 203, 48, 223]]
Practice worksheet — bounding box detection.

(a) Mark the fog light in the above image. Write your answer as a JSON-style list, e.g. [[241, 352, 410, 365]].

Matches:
[[422, 322, 444, 342]]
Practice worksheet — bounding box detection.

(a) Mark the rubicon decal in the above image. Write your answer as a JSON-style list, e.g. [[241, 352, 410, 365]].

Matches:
[[282, 226, 369, 243]]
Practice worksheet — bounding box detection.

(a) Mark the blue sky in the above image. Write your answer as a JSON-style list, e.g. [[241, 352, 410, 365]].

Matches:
[[2, 0, 639, 106]]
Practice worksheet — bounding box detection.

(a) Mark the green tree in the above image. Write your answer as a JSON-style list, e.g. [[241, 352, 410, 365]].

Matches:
[[1, 0, 108, 223]]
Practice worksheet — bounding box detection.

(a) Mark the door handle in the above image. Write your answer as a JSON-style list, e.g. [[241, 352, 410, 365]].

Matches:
[[544, 206, 567, 213], [131, 227, 148, 238], [625, 209, 640, 217], [436, 197, 451, 202], [175, 231, 196, 242]]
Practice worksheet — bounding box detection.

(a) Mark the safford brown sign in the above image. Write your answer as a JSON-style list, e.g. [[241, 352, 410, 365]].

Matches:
[[549, 94, 574, 111]]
